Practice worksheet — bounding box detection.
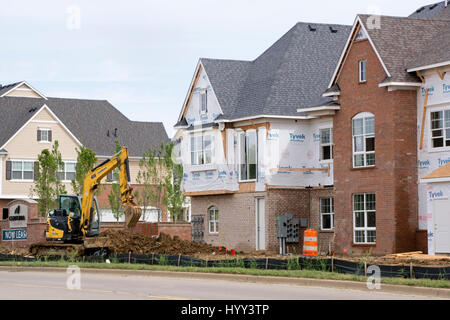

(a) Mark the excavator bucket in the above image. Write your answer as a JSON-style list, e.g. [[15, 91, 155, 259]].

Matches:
[[124, 205, 142, 229]]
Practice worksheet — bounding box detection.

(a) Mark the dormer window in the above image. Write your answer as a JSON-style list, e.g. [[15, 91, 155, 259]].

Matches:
[[200, 90, 208, 114], [38, 128, 52, 143]]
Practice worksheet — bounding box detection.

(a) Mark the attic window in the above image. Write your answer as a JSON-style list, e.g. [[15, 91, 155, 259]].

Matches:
[[200, 90, 208, 114], [329, 26, 338, 33], [356, 30, 367, 41], [430, 4, 438, 10], [38, 128, 52, 143], [359, 60, 367, 83], [308, 25, 316, 32]]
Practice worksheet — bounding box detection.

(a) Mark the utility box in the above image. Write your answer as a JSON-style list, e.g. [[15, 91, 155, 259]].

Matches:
[[286, 218, 300, 243], [277, 213, 299, 243], [277, 213, 292, 238]]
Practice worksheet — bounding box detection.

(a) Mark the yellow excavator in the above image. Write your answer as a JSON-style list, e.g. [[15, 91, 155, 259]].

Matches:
[[30, 146, 142, 256]]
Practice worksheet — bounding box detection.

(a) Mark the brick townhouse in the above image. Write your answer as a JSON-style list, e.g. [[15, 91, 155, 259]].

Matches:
[[0, 81, 170, 223], [174, 22, 351, 253], [324, 2, 450, 255], [176, 1, 450, 255]]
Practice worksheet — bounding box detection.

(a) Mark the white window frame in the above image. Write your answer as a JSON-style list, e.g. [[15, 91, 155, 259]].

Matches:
[[238, 130, 258, 182], [352, 113, 375, 168], [190, 133, 213, 166], [11, 160, 34, 181], [58, 161, 76, 182], [320, 197, 334, 231], [359, 60, 367, 83], [319, 128, 333, 162], [208, 206, 219, 234], [353, 193, 376, 244], [200, 89, 208, 115], [429, 107, 450, 151], [39, 127, 51, 143]]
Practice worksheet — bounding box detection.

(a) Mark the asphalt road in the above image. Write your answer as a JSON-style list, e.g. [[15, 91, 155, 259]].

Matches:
[[0, 269, 445, 300]]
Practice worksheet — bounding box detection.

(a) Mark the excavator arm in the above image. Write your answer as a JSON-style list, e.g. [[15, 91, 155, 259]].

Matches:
[[79, 146, 142, 237]]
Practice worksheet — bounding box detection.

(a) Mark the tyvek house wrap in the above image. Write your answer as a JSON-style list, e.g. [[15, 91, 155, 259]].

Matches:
[[416, 66, 450, 254], [181, 118, 334, 193]]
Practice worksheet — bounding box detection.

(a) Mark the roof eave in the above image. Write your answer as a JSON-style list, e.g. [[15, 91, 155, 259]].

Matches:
[[407, 60, 450, 73]]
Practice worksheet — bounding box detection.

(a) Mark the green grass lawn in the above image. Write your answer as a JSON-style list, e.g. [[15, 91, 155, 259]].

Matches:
[[1, 260, 449, 289]]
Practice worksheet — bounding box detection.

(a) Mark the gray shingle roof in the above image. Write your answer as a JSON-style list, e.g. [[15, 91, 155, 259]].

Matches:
[[358, 14, 447, 83], [409, 2, 450, 20], [0, 82, 22, 96], [0, 96, 169, 157], [195, 22, 351, 121], [407, 20, 450, 70]]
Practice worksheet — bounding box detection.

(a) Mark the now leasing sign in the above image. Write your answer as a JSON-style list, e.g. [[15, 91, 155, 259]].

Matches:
[[2, 229, 27, 241]]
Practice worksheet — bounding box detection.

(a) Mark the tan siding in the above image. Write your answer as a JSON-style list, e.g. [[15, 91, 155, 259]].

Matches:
[[2, 107, 79, 197], [5, 84, 42, 98]]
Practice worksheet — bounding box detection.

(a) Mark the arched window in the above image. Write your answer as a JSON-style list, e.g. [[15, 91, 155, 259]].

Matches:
[[352, 112, 375, 168], [208, 206, 219, 234]]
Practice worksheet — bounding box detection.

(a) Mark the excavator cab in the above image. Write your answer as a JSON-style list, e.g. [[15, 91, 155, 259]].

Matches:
[[46, 195, 101, 242]]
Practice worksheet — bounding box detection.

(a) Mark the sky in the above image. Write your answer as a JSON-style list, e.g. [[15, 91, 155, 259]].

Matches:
[[0, 0, 436, 138]]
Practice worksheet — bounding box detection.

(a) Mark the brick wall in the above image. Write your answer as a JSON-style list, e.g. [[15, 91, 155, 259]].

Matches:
[[0, 199, 46, 249], [191, 187, 334, 254], [334, 39, 418, 255], [101, 222, 191, 241], [191, 192, 265, 252]]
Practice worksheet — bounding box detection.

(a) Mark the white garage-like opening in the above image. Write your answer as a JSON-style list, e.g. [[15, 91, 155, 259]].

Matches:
[[421, 164, 450, 255]]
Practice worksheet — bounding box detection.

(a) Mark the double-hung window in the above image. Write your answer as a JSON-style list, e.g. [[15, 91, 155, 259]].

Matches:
[[208, 206, 219, 234], [190, 134, 212, 165], [239, 130, 257, 182], [58, 161, 76, 181], [359, 60, 367, 83], [320, 198, 334, 230], [320, 128, 333, 161], [353, 193, 376, 244], [11, 161, 34, 180], [353, 113, 375, 168], [37, 128, 52, 143], [430, 109, 450, 148]]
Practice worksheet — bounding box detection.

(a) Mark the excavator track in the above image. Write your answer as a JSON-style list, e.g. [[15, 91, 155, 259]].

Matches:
[[29, 242, 85, 257]]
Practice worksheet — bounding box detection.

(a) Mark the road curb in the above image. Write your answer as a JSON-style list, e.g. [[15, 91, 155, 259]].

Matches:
[[1, 266, 449, 299]]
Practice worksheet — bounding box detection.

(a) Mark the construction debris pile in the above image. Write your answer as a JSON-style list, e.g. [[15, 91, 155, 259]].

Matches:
[[100, 230, 225, 256]]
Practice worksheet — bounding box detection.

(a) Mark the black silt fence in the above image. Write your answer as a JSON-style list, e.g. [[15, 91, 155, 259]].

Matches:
[[0, 253, 449, 281]]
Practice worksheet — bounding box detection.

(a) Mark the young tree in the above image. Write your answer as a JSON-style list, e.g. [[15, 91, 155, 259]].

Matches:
[[31, 140, 67, 217], [72, 146, 97, 195], [52, 141, 67, 197], [163, 142, 185, 222], [107, 140, 123, 222], [136, 143, 166, 222]]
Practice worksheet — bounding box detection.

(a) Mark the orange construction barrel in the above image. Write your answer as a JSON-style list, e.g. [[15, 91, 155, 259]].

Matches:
[[303, 229, 318, 256]]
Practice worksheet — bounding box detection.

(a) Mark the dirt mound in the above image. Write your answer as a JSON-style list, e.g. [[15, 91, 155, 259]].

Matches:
[[100, 230, 225, 256]]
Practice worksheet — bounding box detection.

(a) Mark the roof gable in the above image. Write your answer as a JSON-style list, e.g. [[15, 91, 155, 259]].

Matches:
[[0, 81, 47, 99], [328, 15, 448, 88], [181, 22, 351, 123], [0, 96, 169, 157]]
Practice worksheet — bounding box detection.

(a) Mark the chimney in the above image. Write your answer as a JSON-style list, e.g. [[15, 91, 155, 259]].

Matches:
[[446, 0, 448, 8]]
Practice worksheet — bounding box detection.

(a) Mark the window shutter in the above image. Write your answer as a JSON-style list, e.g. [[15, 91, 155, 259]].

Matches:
[[48, 130, 52, 142], [34, 161, 40, 181], [37, 130, 41, 142], [5, 161, 11, 180]]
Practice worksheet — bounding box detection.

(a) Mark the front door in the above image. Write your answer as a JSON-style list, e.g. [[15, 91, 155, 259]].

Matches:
[[256, 198, 265, 250], [433, 199, 450, 253]]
